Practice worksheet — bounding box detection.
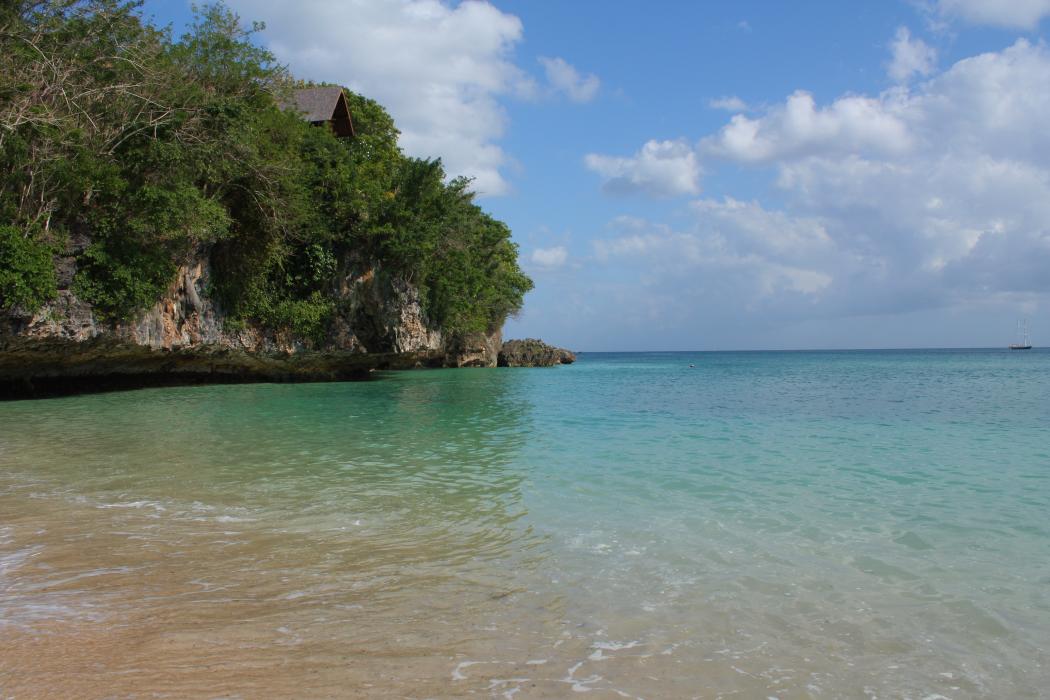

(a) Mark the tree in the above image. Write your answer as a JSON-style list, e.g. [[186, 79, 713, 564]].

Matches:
[[1, 1, 532, 340]]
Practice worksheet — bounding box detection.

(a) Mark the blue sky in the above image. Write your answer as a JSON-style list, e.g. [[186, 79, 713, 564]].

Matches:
[[142, 0, 1050, 350]]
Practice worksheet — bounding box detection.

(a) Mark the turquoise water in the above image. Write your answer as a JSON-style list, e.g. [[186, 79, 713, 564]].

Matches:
[[1, 350, 1048, 697]]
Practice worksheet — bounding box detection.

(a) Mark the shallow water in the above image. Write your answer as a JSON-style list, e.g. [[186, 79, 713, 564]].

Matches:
[[1, 349, 1048, 698]]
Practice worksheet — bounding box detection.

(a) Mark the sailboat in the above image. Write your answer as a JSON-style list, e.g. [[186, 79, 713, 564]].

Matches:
[[1009, 319, 1033, 350]]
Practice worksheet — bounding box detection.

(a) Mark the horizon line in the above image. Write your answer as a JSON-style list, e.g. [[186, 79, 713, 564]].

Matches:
[[566, 346, 1043, 354]]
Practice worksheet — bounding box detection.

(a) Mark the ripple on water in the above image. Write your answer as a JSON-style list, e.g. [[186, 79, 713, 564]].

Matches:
[[1, 352, 1049, 697]]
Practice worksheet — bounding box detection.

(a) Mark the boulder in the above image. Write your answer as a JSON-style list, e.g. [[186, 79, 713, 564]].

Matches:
[[497, 338, 575, 367]]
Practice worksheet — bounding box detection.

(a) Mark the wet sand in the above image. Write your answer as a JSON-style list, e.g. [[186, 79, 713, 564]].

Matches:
[[0, 490, 990, 699]]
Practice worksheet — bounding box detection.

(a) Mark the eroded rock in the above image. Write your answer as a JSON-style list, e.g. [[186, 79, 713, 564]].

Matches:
[[497, 338, 575, 367], [1, 252, 500, 398]]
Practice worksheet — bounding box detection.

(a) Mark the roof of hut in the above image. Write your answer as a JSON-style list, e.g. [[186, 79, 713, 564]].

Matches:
[[286, 86, 345, 122]]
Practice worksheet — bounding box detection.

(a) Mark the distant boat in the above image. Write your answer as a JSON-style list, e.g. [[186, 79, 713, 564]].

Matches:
[[1009, 319, 1033, 350]]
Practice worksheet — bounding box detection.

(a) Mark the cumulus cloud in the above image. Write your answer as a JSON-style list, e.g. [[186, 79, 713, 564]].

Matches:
[[935, 0, 1050, 28], [226, 0, 529, 196], [538, 56, 600, 103], [887, 27, 936, 82], [584, 139, 701, 197], [701, 90, 912, 163], [595, 38, 1050, 329], [531, 246, 569, 268], [757, 40, 1050, 308], [709, 95, 748, 112]]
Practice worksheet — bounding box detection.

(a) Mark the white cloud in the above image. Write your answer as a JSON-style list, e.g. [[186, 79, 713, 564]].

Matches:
[[689, 197, 832, 257], [709, 95, 748, 112], [702, 90, 912, 163], [704, 38, 1050, 167], [596, 38, 1050, 327], [913, 40, 1050, 162], [888, 27, 936, 83], [531, 246, 568, 268], [593, 209, 833, 303], [729, 39, 1050, 311], [936, 0, 1050, 28], [538, 56, 600, 103], [592, 216, 672, 260], [226, 0, 529, 196], [584, 139, 701, 197]]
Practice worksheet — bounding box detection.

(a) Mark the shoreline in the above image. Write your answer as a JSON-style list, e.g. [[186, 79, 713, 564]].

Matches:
[[0, 336, 574, 400], [0, 336, 439, 400]]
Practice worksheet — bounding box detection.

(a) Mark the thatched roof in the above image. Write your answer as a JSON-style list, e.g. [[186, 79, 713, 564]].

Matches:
[[281, 86, 355, 138], [286, 86, 345, 122]]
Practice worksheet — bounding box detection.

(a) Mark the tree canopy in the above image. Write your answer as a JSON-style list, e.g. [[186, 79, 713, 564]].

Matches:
[[0, 0, 532, 339]]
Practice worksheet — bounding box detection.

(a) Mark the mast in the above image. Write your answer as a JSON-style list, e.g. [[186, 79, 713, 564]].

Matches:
[[1010, 318, 1032, 349]]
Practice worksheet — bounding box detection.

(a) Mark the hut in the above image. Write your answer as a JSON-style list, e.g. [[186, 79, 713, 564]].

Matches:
[[285, 86, 355, 138]]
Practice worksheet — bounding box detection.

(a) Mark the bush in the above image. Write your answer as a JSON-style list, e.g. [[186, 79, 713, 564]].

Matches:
[[73, 240, 177, 321], [0, 226, 57, 313]]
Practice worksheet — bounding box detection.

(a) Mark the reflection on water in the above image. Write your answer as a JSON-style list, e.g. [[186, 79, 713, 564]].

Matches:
[[2, 352, 1050, 698]]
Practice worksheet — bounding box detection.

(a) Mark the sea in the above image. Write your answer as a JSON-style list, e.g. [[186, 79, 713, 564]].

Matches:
[[1, 349, 1048, 698]]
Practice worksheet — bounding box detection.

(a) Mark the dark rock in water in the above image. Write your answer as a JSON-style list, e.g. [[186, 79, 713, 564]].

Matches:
[[498, 338, 576, 367]]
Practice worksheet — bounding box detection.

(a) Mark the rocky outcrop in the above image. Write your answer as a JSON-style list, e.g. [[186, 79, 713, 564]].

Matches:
[[338, 267, 443, 354], [443, 328, 503, 368], [497, 338, 576, 367], [0, 248, 496, 398], [0, 335, 440, 398]]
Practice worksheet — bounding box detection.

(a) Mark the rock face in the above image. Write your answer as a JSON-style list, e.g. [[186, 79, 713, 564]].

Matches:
[[497, 338, 576, 367], [0, 250, 500, 397], [443, 328, 503, 368]]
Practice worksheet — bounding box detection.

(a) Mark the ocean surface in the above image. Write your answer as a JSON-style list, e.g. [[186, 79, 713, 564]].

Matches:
[[1, 349, 1048, 698]]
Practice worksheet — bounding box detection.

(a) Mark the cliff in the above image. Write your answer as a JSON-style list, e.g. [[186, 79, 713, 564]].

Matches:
[[0, 248, 501, 398], [2, 6, 532, 398]]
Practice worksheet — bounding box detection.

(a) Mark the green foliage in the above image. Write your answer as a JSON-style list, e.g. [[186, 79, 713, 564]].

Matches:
[[368, 161, 533, 333], [269, 293, 335, 344], [1, 1, 531, 341], [0, 226, 57, 312], [74, 238, 176, 320]]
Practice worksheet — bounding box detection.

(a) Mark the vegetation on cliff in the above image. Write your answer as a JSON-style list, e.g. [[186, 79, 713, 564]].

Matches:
[[0, 0, 532, 341]]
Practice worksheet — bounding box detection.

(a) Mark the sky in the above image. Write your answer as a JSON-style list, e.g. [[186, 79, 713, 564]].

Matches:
[[140, 0, 1050, 350]]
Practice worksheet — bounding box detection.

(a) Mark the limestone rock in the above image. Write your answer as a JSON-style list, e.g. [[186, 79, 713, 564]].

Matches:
[[0, 250, 494, 397], [497, 339, 576, 367], [443, 328, 502, 368]]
